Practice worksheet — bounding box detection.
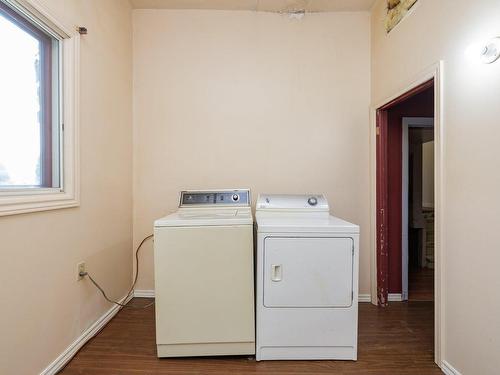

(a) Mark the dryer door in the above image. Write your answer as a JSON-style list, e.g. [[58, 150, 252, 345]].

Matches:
[[263, 237, 353, 308]]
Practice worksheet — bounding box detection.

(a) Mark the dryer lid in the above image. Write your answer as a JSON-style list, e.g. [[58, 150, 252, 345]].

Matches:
[[256, 194, 329, 212]]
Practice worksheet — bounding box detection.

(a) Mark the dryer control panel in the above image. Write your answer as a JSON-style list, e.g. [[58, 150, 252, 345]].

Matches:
[[180, 189, 250, 207], [256, 194, 329, 211]]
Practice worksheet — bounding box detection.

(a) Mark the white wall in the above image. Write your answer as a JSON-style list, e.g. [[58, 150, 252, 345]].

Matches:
[[371, 0, 500, 373], [133, 10, 371, 293], [0, 1, 133, 374]]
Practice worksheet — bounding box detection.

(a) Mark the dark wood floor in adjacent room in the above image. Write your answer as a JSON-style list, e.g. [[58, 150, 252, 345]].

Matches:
[[409, 267, 435, 301], [61, 299, 441, 375]]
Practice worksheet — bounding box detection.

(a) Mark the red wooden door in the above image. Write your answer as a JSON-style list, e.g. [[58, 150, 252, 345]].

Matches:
[[376, 109, 389, 306]]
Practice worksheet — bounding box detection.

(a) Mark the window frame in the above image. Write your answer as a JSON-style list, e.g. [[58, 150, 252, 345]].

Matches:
[[0, 0, 79, 216], [0, 0, 55, 188]]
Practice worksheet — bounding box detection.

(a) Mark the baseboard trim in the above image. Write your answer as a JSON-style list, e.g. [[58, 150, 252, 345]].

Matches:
[[39, 293, 133, 375], [358, 294, 404, 303], [358, 294, 372, 303], [134, 289, 155, 298], [388, 293, 403, 302], [441, 360, 462, 375], [138, 289, 367, 303]]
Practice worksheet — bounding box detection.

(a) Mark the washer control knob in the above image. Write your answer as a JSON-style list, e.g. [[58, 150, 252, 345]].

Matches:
[[232, 194, 240, 202], [307, 196, 318, 206]]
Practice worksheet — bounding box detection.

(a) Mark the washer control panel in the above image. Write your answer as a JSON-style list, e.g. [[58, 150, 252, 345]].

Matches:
[[180, 189, 250, 207]]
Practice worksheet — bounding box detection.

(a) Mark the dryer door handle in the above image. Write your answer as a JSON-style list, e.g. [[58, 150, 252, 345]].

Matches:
[[271, 264, 282, 282]]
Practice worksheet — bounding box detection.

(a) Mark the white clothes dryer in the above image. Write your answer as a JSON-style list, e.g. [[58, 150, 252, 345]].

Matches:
[[255, 194, 359, 361]]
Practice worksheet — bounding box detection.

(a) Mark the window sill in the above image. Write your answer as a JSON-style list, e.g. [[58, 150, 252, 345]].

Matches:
[[0, 188, 79, 216]]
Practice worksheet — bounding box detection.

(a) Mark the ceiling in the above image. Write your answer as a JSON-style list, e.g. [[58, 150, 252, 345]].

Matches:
[[129, 0, 377, 12]]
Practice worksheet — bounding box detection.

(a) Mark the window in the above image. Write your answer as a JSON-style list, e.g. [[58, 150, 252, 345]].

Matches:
[[0, 1, 59, 188], [0, 0, 79, 215]]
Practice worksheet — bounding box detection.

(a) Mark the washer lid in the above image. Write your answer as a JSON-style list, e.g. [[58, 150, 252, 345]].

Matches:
[[256, 194, 329, 212], [154, 208, 253, 227]]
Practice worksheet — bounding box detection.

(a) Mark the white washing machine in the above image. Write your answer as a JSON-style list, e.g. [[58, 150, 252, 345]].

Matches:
[[154, 189, 255, 357], [255, 194, 359, 361]]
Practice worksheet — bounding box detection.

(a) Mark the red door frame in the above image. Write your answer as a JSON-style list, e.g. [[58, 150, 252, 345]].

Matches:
[[376, 78, 434, 306]]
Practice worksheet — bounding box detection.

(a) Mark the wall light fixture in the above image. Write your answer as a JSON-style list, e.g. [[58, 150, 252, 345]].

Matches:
[[480, 37, 500, 64]]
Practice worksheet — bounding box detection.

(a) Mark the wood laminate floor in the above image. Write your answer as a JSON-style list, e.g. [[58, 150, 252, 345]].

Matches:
[[409, 267, 434, 301], [61, 299, 441, 375]]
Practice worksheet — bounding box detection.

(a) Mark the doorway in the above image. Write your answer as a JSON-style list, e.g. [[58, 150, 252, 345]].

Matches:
[[375, 79, 434, 305], [372, 63, 443, 366]]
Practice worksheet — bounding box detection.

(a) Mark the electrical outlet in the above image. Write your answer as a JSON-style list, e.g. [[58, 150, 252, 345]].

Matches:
[[77, 262, 86, 281]]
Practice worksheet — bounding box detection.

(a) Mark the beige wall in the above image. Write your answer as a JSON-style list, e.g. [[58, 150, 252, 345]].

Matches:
[[132, 9, 371, 293], [7, 2, 498, 373], [371, 0, 500, 373], [0, 1, 133, 374]]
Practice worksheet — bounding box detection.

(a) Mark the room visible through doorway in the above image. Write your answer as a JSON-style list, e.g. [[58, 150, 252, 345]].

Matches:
[[403, 117, 434, 302]]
